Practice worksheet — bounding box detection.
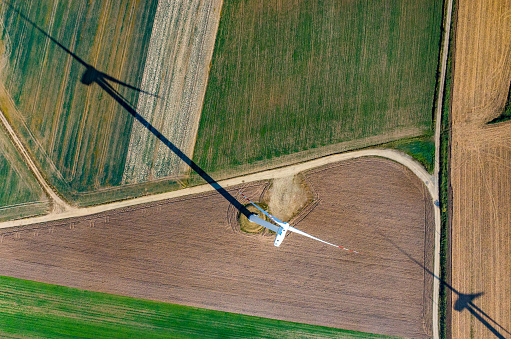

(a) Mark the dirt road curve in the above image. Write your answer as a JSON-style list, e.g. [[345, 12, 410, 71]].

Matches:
[[0, 148, 436, 229], [0, 157, 434, 338]]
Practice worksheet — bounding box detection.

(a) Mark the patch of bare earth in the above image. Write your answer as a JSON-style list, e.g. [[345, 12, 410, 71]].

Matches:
[[450, 0, 511, 337], [0, 158, 433, 338], [266, 174, 311, 222]]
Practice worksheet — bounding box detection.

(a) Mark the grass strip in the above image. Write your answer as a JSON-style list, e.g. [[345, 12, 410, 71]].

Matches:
[[0, 275, 398, 338], [439, 0, 456, 337]]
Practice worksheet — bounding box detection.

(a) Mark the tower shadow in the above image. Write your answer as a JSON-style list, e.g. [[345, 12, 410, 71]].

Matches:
[[3, 1, 252, 219], [379, 231, 510, 338]]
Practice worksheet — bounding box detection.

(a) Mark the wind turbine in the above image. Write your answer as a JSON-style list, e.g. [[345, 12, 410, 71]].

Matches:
[[238, 191, 359, 253]]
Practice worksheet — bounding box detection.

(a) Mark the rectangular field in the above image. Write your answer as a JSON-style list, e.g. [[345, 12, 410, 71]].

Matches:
[[123, 0, 223, 185], [193, 0, 443, 176], [0, 0, 157, 195], [450, 0, 511, 337]]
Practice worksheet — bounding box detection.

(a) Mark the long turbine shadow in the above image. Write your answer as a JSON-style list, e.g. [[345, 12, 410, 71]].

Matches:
[[4, 1, 252, 219], [378, 231, 510, 338]]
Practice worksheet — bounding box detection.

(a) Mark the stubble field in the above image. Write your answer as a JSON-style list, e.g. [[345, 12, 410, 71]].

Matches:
[[0, 157, 434, 338], [193, 0, 443, 177], [123, 0, 223, 185], [450, 0, 511, 337]]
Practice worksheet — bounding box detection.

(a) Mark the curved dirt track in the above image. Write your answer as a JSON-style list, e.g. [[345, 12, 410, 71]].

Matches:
[[0, 157, 434, 338], [0, 149, 436, 229]]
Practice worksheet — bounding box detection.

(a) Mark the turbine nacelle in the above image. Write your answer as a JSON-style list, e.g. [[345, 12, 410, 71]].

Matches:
[[241, 191, 359, 253]]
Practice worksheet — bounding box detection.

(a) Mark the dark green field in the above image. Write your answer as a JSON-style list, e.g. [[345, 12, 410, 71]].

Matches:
[[0, 276, 397, 338], [0, 0, 157, 196], [194, 0, 443, 175]]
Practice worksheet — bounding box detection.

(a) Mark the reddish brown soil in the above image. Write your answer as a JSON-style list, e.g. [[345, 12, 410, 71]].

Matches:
[[0, 157, 433, 338]]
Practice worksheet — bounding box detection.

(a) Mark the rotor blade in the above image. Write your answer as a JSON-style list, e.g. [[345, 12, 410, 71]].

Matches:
[[238, 191, 285, 225], [288, 226, 360, 253], [248, 215, 281, 233]]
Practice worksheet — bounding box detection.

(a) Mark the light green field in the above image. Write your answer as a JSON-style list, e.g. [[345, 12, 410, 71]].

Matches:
[[0, 275, 398, 338], [194, 0, 443, 176], [0, 122, 48, 221], [0, 0, 157, 200]]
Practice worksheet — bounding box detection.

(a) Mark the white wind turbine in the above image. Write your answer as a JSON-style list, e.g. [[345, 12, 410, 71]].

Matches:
[[238, 191, 359, 253]]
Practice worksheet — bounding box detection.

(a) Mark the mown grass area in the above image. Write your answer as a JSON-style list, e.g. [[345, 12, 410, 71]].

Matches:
[[378, 135, 435, 173], [0, 0, 157, 195], [194, 0, 443, 175], [0, 276, 397, 339]]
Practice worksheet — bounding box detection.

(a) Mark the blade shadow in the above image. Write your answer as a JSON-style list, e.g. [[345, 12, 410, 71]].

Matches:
[[377, 231, 510, 338], [3, 0, 159, 98], [4, 1, 252, 218]]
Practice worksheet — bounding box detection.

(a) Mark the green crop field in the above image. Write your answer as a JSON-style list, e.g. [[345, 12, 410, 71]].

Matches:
[[0, 0, 157, 199], [0, 275, 397, 338], [0, 122, 47, 221], [194, 0, 443, 176]]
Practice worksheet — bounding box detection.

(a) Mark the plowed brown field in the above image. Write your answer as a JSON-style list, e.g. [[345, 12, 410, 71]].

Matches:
[[450, 0, 511, 338], [0, 158, 433, 338]]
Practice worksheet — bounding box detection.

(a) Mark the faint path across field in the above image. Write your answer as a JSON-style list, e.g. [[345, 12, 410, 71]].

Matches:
[[0, 109, 70, 213]]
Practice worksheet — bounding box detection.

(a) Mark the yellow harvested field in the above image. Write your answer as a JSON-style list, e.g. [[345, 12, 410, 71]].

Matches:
[[450, 0, 511, 337]]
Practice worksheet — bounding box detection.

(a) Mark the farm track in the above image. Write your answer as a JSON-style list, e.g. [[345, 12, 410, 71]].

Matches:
[[450, 0, 511, 337], [123, 0, 222, 184], [0, 148, 436, 229], [0, 157, 434, 338]]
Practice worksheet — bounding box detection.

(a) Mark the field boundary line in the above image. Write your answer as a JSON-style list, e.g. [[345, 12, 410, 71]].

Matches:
[[0, 108, 71, 213], [0, 148, 436, 229], [432, 0, 454, 337]]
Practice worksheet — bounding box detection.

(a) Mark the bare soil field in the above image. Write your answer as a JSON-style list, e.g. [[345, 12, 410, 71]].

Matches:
[[450, 0, 511, 337], [0, 158, 433, 338]]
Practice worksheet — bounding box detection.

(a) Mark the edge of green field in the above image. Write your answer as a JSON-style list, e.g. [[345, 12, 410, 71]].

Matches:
[[487, 83, 511, 124], [0, 117, 49, 221], [0, 275, 399, 339]]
